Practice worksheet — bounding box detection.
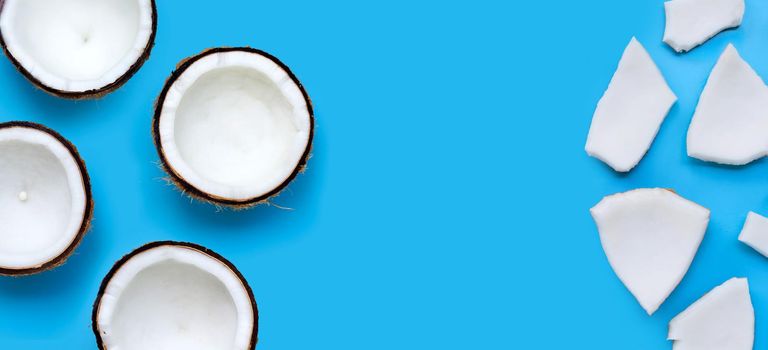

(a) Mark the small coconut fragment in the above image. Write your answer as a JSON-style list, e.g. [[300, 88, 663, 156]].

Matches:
[[0, 0, 157, 98], [738, 211, 768, 257], [0, 121, 93, 276], [687, 44, 768, 165], [591, 188, 709, 315], [663, 0, 745, 53], [668, 278, 754, 350], [153, 48, 314, 208], [93, 241, 258, 350], [585, 37, 677, 172]]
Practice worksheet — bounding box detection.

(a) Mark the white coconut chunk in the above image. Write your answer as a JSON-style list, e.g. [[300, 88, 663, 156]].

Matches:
[[591, 188, 709, 315], [663, 0, 744, 53], [687, 44, 768, 165], [156, 48, 313, 206], [668, 278, 754, 350], [94, 242, 257, 350], [585, 37, 677, 172], [738, 211, 768, 257], [0, 123, 90, 273], [0, 0, 155, 96]]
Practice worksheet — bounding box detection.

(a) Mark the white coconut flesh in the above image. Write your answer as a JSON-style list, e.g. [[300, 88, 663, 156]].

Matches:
[[687, 44, 768, 165], [158, 50, 311, 202], [0, 126, 87, 270], [585, 37, 677, 172], [738, 211, 768, 257], [591, 188, 709, 315], [668, 277, 754, 350], [663, 0, 744, 53], [96, 245, 255, 350], [0, 0, 154, 93]]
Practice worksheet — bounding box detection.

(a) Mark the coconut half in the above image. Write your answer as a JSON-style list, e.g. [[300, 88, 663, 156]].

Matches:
[[0, 121, 92, 275], [687, 44, 768, 165], [591, 188, 710, 315], [153, 48, 314, 207], [585, 37, 677, 172], [663, 0, 744, 53], [93, 241, 258, 350], [668, 277, 754, 350], [0, 0, 157, 98]]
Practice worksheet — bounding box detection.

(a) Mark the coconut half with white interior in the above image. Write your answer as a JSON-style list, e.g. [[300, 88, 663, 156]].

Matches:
[[93, 241, 258, 350], [0, 121, 93, 275], [0, 0, 157, 98], [153, 48, 314, 208]]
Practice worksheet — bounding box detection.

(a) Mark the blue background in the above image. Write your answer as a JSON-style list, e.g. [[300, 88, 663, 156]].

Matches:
[[1, 0, 767, 349]]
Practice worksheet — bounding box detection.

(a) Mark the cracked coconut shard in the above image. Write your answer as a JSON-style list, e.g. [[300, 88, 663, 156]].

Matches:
[[591, 188, 709, 315], [668, 278, 754, 350], [687, 44, 768, 166], [738, 212, 768, 257], [585, 37, 677, 173], [663, 0, 744, 53]]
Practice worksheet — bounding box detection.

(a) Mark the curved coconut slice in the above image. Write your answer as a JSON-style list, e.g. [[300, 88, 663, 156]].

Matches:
[[663, 0, 744, 53], [590, 188, 709, 315], [585, 37, 677, 172], [93, 241, 258, 350], [0, 0, 157, 98], [0, 121, 92, 275], [668, 278, 754, 350], [153, 48, 314, 207], [738, 211, 768, 257], [687, 44, 768, 165]]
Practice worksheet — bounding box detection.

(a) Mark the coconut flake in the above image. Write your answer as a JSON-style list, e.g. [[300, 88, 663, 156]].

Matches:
[[591, 188, 709, 315], [668, 278, 754, 350], [663, 0, 744, 53], [738, 211, 768, 257], [585, 37, 677, 172], [687, 44, 768, 165]]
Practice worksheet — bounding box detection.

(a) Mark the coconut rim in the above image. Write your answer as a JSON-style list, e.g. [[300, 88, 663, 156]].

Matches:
[[0, 121, 93, 276], [152, 47, 315, 208], [0, 0, 158, 99], [91, 240, 259, 350]]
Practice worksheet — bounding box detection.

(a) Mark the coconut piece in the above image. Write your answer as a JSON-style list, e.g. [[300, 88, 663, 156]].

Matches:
[[663, 0, 744, 53], [0, 121, 92, 276], [0, 0, 157, 99], [93, 241, 258, 350], [591, 188, 709, 315], [153, 48, 314, 208], [585, 37, 677, 172], [738, 211, 768, 257], [668, 278, 754, 350], [687, 44, 768, 165]]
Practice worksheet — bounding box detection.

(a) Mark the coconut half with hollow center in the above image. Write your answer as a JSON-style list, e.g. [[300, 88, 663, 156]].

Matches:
[[93, 241, 258, 350], [153, 48, 314, 208], [0, 0, 157, 98], [0, 121, 92, 275]]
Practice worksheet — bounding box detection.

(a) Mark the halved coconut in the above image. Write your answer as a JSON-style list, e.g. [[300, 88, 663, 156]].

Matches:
[[687, 44, 768, 165], [591, 188, 709, 315], [0, 121, 93, 275], [663, 0, 745, 53], [93, 241, 258, 350], [585, 37, 677, 172], [668, 277, 754, 350], [153, 48, 314, 207], [0, 0, 157, 98]]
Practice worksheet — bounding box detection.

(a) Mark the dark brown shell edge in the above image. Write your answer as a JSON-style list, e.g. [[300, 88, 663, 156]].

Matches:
[[0, 121, 94, 276], [0, 0, 158, 99], [151, 47, 315, 209], [91, 241, 259, 349]]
